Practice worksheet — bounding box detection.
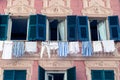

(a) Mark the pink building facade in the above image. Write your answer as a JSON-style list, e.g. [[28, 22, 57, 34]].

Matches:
[[0, 0, 120, 80]]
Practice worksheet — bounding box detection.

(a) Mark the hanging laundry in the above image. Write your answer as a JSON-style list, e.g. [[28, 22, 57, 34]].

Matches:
[[93, 41, 102, 53], [2, 41, 13, 59], [49, 41, 58, 50], [82, 41, 93, 56], [0, 41, 3, 51], [69, 42, 80, 54], [58, 42, 69, 57], [25, 42, 37, 53], [12, 41, 25, 57], [102, 40, 115, 52], [40, 42, 51, 58]]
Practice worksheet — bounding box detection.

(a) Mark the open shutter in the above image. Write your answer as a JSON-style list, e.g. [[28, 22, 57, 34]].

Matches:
[[108, 16, 120, 40], [14, 70, 26, 80], [67, 15, 78, 41], [0, 15, 8, 40], [28, 15, 37, 40], [38, 66, 45, 80], [3, 70, 15, 80], [104, 70, 114, 80], [67, 67, 76, 80], [37, 14, 46, 40], [78, 16, 89, 41], [91, 70, 103, 80]]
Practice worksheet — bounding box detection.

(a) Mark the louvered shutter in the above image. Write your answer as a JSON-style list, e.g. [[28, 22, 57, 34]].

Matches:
[[37, 14, 46, 40], [28, 15, 37, 40], [14, 70, 26, 80], [67, 67, 76, 80], [104, 70, 114, 80], [0, 15, 8, 40], [38, 66, 45, 80], [91, 70, 103, 80], [67, 15, 78, 41], [108, 16, 120, 40], [78, 16, 89, 41], [3, 70, 15, 80]]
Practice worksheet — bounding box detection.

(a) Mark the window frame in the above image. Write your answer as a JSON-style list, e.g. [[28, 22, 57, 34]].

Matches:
[[88, 17, 109, 41], [45, 70, 67, 80], [46, 17, 67, 41], [7, 16, 29, 41]]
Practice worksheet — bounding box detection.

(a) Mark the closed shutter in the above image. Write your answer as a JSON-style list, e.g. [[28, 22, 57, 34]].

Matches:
[[0, 15, 8, 40], [91, 70, 103, 80], [3, 70, 15, 80], [38, 66, 45, 80], [37, 14, 46, 40], [78, 16, 89, 41], [67, 67, 76, 80], [14, 70, 26, 80], [67, 15, 78, 41], [108, 16, 120, 40], [104, 70, 114, 80], [28, 15, 37, 40]]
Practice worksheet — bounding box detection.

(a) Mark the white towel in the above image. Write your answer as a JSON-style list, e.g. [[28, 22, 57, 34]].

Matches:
[[0, 41, 3, 51], [2, 41, 13, 59], [69, 42, 80, 54], [25, 42, 37, 52], [102, 40, 115, 52], [93, 41, 102, 52]]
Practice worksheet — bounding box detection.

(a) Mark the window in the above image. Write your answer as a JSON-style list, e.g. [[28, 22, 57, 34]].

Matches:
[[38, 66, 76, 80], [3, 70, 26, 80], [91, 70, 114, 80], [46, 18, 67, 41], [10, 18, 28, 40], [89, 19, 107, 41]]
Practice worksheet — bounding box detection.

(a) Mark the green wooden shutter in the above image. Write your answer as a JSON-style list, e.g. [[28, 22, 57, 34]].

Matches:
[[67, 67, 76, 80], [78, 16, 89, 41], [3, 70, 15, 80], [37, 14, 46, 41], [104, 70, 114, 80], [91, 70, 103, 80], [67, 15, 78, 41], [38, 66, 45, 80], [0, 15, 8, 40], [14, 70, 26, 80], [108, 16, 120, 41], [28, 15, 37, 40]]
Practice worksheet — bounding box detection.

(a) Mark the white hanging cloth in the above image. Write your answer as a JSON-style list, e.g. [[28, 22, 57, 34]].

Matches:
[[102, 40, 115, 52], [2, 41, 13, 59]]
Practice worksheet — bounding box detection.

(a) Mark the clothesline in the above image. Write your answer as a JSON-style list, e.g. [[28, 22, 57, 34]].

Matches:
[[0, 40, 116, 59]]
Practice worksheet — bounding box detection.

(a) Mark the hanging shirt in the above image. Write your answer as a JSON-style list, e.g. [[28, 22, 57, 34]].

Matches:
[[49, 41, 58, 50], [69, 42, 80, 54], [12, 41, 25, 57], [93, 41, 102, 53], [25, 42, 37, 53], [0, 41, 3, 51], [102, 40, 115, 52], [58, 42, 69, 57], [40, 42, 51, 58], [82, 41, 93, 56], [2, 41, 13, 59]]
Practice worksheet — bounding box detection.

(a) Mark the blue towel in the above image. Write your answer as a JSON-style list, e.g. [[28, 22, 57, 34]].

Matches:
[[58, 42, 68, 57], [82, 41, 93, 56], [13, 41, 25, 57]]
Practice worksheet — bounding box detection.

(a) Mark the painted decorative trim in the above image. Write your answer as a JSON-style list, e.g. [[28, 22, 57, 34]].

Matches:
[[4, 0, 36, 16], [82, 0, 113, 17], [0, 60, 33, 80], [85, 61, 119, 80], [41, 0, 72, 16], [39, 60, 73, 70]]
